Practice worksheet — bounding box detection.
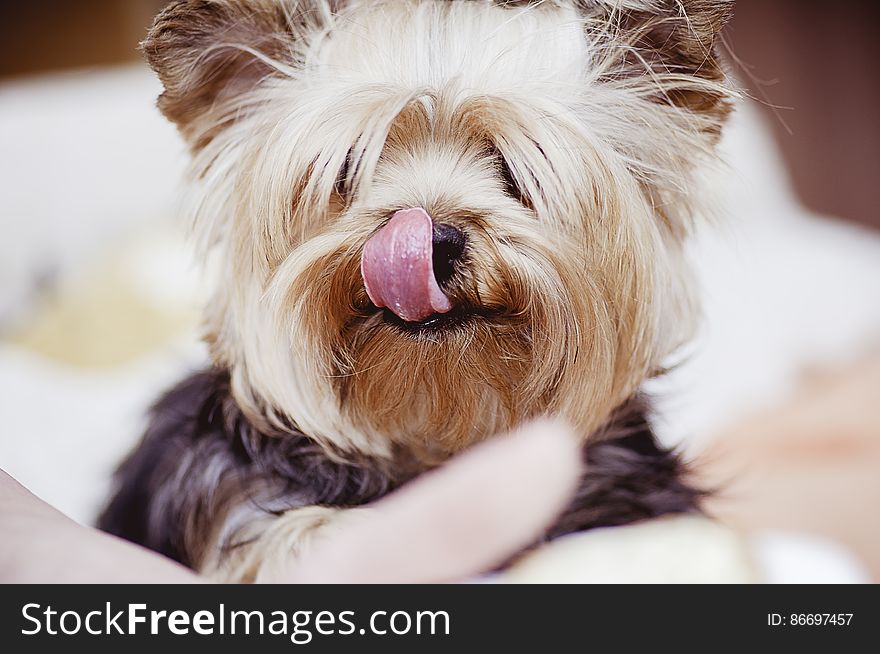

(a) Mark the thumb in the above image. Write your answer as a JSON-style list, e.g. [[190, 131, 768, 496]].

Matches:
[[289, 419, 582, 583]]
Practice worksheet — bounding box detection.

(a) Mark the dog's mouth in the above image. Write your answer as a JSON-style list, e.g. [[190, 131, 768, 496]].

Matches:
[[348, 290, 505, 336], [361, 208, 464, 323], [354, 207, 519, 335], [375, 303, 499, 334]]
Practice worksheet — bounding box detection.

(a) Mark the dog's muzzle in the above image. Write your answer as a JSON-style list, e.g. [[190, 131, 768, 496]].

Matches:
[[361, 208, 465, 322]]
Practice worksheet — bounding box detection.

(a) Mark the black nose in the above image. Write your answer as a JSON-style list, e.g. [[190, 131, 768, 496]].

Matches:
[[432, 223, 466, 287]]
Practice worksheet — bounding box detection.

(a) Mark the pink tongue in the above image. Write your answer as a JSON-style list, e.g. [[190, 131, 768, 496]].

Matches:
[[361, 208, 453, 322]]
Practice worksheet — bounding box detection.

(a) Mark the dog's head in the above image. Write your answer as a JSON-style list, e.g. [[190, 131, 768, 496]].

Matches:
[[145, 0, 734, 460]]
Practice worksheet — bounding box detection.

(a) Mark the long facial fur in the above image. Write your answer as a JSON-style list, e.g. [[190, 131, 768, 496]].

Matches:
[[144, 0, 735, 461]]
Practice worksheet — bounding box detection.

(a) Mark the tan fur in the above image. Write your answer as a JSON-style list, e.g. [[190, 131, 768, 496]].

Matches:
[[202, 506, 348, 582], [141, 0, 735, 576]]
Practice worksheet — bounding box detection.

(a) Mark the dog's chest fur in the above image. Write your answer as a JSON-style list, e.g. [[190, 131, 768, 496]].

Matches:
[[98, 369, 699, 570]]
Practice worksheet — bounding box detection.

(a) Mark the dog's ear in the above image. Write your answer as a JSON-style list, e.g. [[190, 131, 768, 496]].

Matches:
[[142, 0, 333, 146], [586, 0, 734, 124]]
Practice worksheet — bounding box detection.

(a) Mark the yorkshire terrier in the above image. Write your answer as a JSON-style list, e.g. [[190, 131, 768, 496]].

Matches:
[[99, 0, 735, 581]]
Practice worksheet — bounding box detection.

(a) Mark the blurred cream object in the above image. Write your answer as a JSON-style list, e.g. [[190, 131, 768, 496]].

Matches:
[[504, 516, 869, 583], [505, 516, 760, 583]]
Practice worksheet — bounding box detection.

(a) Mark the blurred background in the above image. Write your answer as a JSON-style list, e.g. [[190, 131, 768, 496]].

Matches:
[[0, 1, 878, 582], [4, 0, 879, 231]]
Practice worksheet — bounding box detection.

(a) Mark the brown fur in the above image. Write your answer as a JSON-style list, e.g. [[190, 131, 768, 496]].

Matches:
[[144, 0, 312, 149], [101, 0, 735, 580], [98, 369, 700, 580]]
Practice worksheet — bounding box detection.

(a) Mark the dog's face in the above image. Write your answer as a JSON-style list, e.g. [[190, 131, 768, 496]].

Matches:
[[145, 0, 733, 460]]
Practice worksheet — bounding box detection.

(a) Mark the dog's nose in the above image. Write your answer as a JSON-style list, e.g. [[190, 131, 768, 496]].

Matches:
[[431, 223, 466, 287]]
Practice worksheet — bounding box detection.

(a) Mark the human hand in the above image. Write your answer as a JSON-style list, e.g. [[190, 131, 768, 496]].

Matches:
[[0, 419, 579, 583]]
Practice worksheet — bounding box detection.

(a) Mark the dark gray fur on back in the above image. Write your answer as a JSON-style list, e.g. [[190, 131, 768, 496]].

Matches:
[[97, 369, 701, 568]]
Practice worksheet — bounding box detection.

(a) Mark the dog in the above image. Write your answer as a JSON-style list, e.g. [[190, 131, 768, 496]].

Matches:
[[99, 0, 735, 582]]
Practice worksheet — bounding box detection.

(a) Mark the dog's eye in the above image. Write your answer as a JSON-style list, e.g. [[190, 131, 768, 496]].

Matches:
[[495, 151, 528, 206], [490, 146, 516, 194], [335, 149, 354, 198], [499, 157, 518, 197]]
